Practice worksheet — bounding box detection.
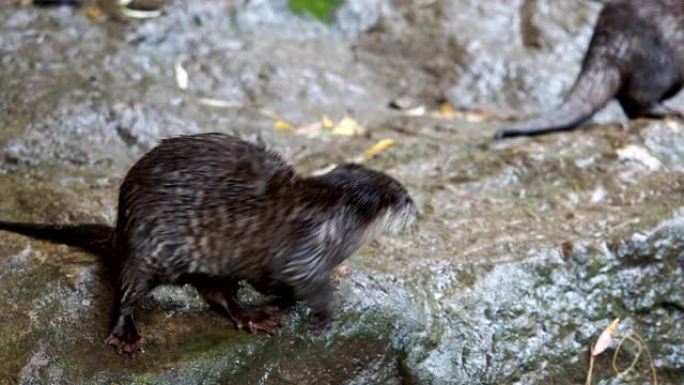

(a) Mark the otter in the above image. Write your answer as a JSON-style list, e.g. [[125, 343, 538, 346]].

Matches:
[[30, 0, 81, 5], [495, 0, 684, 139], [0, 133, 416, 356]]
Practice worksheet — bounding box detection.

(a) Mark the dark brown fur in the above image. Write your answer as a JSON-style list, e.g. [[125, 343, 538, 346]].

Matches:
[[496, 0, 684, 138], [31, 0, 81, 6], [0, 133, 416, 355]]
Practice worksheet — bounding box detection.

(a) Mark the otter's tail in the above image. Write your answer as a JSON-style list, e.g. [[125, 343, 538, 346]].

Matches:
[[32, 0, 81, 6], [0, 221, 114, 257], [495, 60, 622, 139]]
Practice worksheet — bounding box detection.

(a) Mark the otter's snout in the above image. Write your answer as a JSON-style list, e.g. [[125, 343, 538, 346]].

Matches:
[[383, 196, 418, 236]]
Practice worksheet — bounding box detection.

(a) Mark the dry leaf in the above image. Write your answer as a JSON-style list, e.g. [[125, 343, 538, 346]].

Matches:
[[84, 6, 105, 20], [332, 116, 363, 136], [440, 102, 455, 118], [119, 8, 162, 19], [273, 120, 294, 132], [174, 60, 189, 91], [402, 105, 426, 117], [312, 138, 397, 176], [354, 139, 397, 163], [270, 114, 366, 138], [321, 115, 334, 129], [259, 109, 280, 121], [295, 122, 325, 136], [454, 109, 494, 122], [196, 97, 243, 108], [116, 0, 163, 20], [592, 318, 620, 356]]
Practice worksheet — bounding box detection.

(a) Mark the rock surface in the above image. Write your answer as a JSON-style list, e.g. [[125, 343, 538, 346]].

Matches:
[[1, 1, 683, 384]]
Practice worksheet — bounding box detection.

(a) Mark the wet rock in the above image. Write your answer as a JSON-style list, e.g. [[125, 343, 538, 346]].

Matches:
[[1, 1, 683, 384]]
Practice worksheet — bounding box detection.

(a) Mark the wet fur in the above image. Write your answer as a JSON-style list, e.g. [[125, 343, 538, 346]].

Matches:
[[496, 0, 684, 138], [31, 0, 81, 6], [0, 133, 416, 355]]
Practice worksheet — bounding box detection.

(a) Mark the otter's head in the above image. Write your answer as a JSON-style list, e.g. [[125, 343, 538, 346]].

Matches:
[[321, 163, 417, 235]]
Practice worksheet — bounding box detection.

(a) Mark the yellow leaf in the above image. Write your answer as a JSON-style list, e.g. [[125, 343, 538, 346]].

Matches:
[[84, 6, 104, 20], [321, 115, 334, 129], [354, 139, 397, 163], [440, 102, 454, 118], [363, 138, 396, 157], [332, 116, 362, 136], [273, 120, 294, 132]]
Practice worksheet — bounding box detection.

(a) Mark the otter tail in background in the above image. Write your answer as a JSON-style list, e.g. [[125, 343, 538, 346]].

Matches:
[[0, 221, 114, 257], [495, 60, 622, 139], [31, 0, 82, 6]]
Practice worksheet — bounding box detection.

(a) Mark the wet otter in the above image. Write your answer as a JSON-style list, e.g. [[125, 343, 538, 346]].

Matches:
[[0, 133, 416, 355], [30, 0, 81, 5], [495, 0, 684, 138]]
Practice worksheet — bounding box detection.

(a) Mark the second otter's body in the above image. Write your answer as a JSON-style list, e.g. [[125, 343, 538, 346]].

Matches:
[[496, 0, 684, 138]]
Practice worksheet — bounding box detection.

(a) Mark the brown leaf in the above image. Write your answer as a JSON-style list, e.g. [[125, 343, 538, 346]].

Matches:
[[592, 318, 620, 356]]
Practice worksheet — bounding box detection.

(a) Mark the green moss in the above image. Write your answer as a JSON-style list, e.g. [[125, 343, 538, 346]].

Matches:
[[288, 0, 342, 22], [0, 263, 64, 380]]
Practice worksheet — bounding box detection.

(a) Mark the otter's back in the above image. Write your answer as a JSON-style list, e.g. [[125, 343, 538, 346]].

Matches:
[[114, 133, 298, 276]]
